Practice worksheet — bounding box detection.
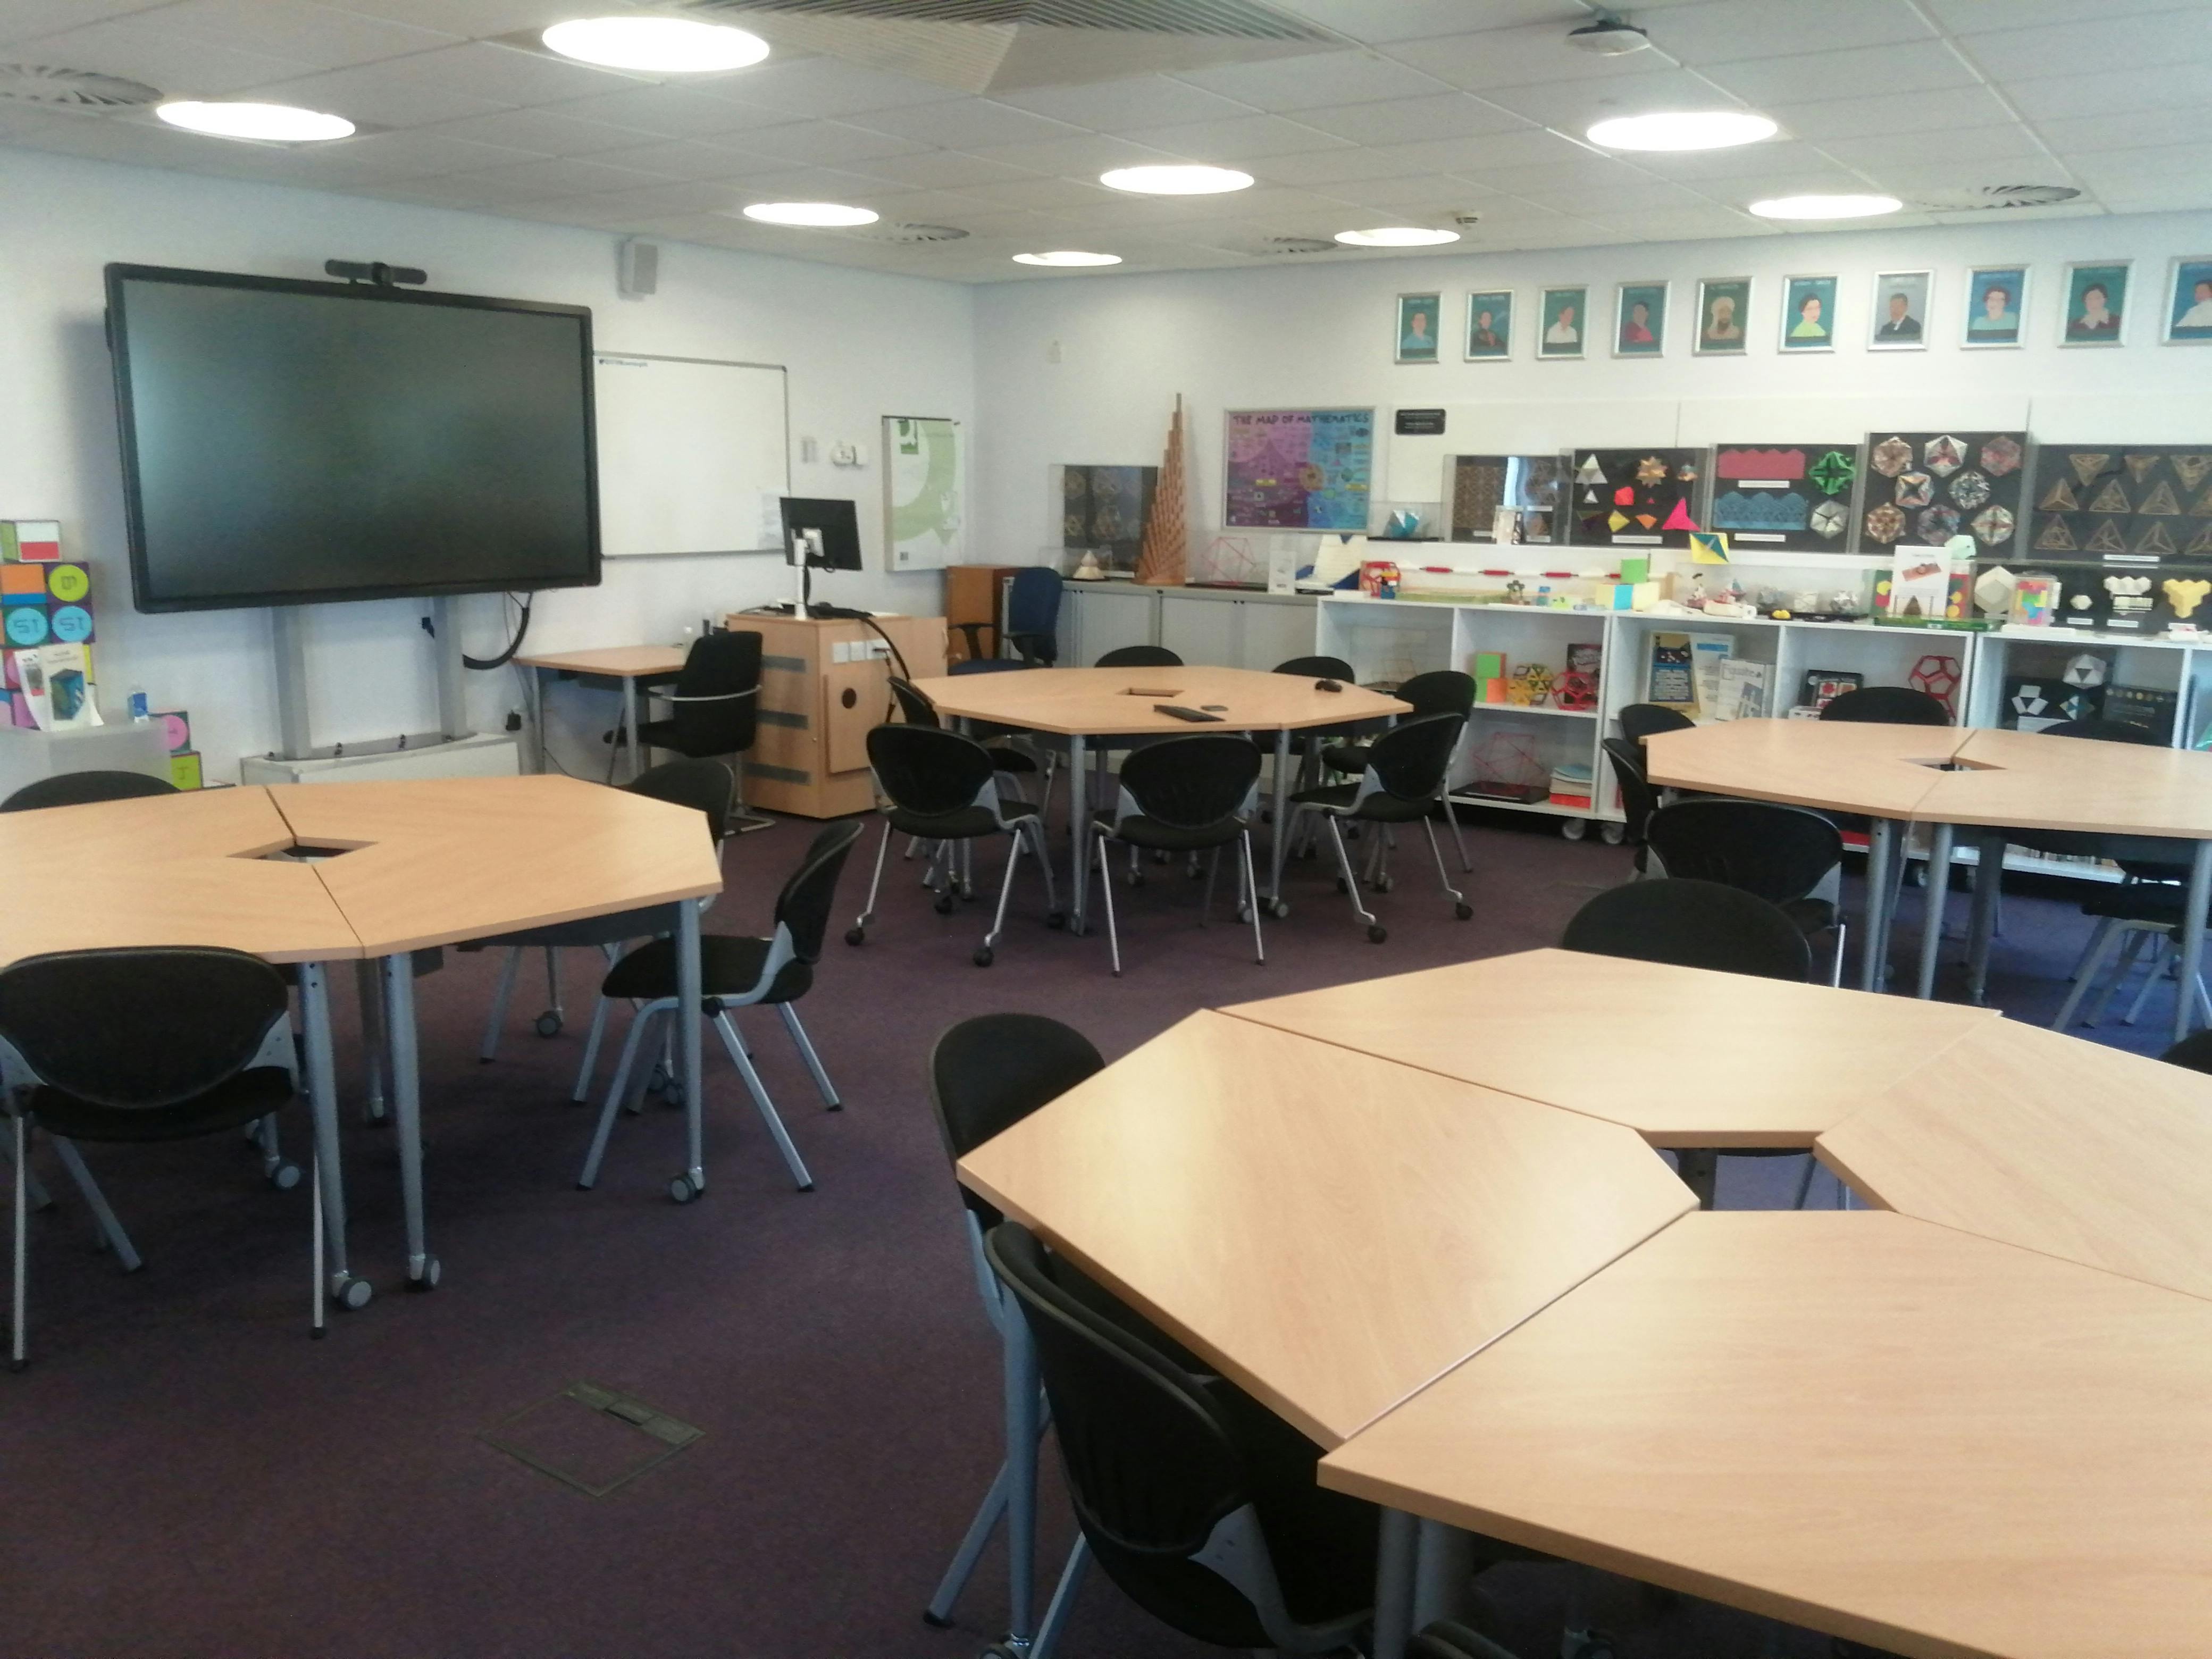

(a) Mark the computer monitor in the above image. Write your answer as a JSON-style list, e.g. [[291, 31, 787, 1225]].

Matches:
[[780, 497, 862, 571]]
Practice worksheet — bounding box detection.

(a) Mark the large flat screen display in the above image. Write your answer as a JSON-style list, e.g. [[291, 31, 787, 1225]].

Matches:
[[106, 264, 600, 612]]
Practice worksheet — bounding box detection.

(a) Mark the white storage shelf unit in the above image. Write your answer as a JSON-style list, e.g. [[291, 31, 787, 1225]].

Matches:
[[1057, 583, 1318, 672]]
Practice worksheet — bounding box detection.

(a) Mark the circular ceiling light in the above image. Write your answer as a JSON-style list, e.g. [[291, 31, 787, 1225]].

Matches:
[[741, 201, 879, 228], [1748, 192, 1903, 221], [1013, 250, 1122, 267], [155, 100, 354, 142], [542, 16, 769, 73], [1099, 164, 1252, 196], [1587, 110, 1777, 152], [1334, 226, 1461, 247]]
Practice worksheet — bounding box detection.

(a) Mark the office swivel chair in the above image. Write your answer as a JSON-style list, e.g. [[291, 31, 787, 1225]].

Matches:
[[847, 724, 1060, 967], [952, 567, 1066, 667], [1288, 713, 1473, 942], [2159, 1030, 2212, 1073], [1563, 878, 1812, 983], [1817, 685, 1951, 726], [0, 947, 320, 1367], [1644, 800, 1847, 986], [1, 770, 177, 811], [1600, 736, 1661, 874], [924, 1015, 1106, 1656], [605, 631, 767, 830], [1413, 1624, 1529, 1659], [1615, 702, 1695, 744], [578, 819, 860, 1200], [1321, 669, 1478, 873], [1094, 644, 1182, 669], [1087, 735, 1266, 976]]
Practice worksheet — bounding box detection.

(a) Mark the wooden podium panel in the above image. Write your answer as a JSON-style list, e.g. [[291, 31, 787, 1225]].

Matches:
[[729, 612, 946, 818]]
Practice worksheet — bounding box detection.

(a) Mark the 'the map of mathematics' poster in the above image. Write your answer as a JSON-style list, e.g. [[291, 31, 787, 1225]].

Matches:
[[1224, 407, 1375, 531]]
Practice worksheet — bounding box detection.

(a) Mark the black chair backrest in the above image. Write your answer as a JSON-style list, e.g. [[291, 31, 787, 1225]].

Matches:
[[626, 758, 734, 845], [0, 947, 289, 1109], [887, 676, 940, 727], [1600, 736, 1660, 844], [1395, 669, 1477, 719], [1272, 655, 1354, 681], [1616, 703, 1695, 743], [1562, 878, 1813, 982], [774, 820, 864, 964], [866, 723, 997, 818], [1006, 567, 1064, 665], [2160, 1030, 2212, 1074], [1644, 799, 1842, 905], [1096, 644, 1184, 669], [1364, 713, 1464, 800], [1411, 1623, 1526, 1659], [1819, 685, 1950, 726], [948, 658, 1035, 677], [669, 630, 763, 756], [1117, 735, 1261, 830], [929, 1015, 1104, 1223], [2, 770, 177, 812], [2043, 717, 2162, 745], [985, 1221, 1244, 1559]]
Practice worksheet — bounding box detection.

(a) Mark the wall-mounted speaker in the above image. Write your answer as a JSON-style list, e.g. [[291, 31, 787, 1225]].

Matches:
[[617, 238, 659, 298]]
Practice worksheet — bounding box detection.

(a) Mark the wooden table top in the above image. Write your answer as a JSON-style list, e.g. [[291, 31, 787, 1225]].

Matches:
[[1644, 719, 1970, 819], [269, 775, 725, 956], [911, 665, 1409, 738], [1321, 1211, 2212, 1659], [514, 644, 686, 678], [1818, 1021, 2212, 1302], [1914, 726, 2212, 838], [1223, 949, 1999, 1148], [956, 1009, 1695, 1447]]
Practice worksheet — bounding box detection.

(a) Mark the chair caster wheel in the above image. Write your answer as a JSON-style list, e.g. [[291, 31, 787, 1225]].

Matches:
[[1266, 897, 1290, 918], [920, 1612, 953, 1630], [669, 1174, 702, 1203], [973, 947, 995, 967], [535, 1011, 564, 1038], [1046, 911, 1066, 929], [1367, 924, 1388, 944], [407, 1257, 442, 1292], [1151, 849, 1171, 865], [269, 1162, 303, 1191], [844, 927, 867, 945], [647, 1064, 673, 1097], [332, 1273, 373, 1311], [1372, 874, 1394, 893], [1455, 902, 1474, 920], [934, 895, 957, 916], [1127, 874, 1145, 889], [1236, 904, 1253, 923]]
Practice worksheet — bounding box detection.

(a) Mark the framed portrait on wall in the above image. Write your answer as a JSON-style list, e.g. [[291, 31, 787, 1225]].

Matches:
[[1395, 293, 1442, 363], [1693, 276, 1749, 355], [1868, 270, 1931, 350], [1464, 290, 1513, 360], [1613, 280, 1666, 357], [1962, 265, 2027, 348], [1538, 284, 1588, 359], [2163, 256, 2212, 344], [1780, 274, 1838, 353], [2059, 261, 2129, 347]]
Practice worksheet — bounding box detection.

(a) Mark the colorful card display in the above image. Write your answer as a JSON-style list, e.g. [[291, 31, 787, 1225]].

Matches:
[[1565, 449, 1706, 550], [1708, 443, 1859, 551]]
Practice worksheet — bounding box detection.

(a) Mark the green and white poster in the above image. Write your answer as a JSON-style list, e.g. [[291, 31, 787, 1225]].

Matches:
[[884, 415, 962, 570]]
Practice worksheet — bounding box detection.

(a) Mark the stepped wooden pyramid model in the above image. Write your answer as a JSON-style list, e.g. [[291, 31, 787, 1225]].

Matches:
[[1134, 395, 1188, 586]]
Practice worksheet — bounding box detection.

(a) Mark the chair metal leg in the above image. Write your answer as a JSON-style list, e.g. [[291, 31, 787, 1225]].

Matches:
[[49, 1138, 141, 1273], [1239, 830, 1266, 966], [579, 1004, 663, 1188], [479, 945, 523, 1063], [541, 946, 564, 1032], [1200, 846, 1219, 925], [1830, 921, 1848, 989], [1324, 816, 1380, 930], [570, 948, 621, 1102], [926, 1458, 1012, 1627], [1791, 1152, 1820, 1210], [11, 1112, 26, 1371], [713, 1012, 812, 1191], [777, 1004, 841, 1109], [1423, 818, 1468, 915], [310, 1142, 325, 1340], [0, 1131, 49, 1212], [1028, 1535, 1091, 1659], [979, 831, 1025, 964], [2050, 917, 2122, 1030], [851, 819, 893, 940], [1094, 831, 1122, 976], [1003, 1310, 1041, 1645], [1026, 818, 1060, 921], [1440, 791, 1473, 874], [2123, 935, 2172, 1027], [2087, 926, 2154, 1027]]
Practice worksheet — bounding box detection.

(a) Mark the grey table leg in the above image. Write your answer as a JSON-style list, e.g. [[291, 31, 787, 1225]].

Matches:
[[1965, 832, 2005, 1006], [1371, 1508, 1419, 1659], [530, 665, 548, 774], [1067, 733, 1090, 936], [382, 952, 437, 1289], [1267, 727, 1293, 917], [1002, 1308, 1040, 1644], [621, 676, 642, 784], [1861, 819, 1896, 993], [1411, 1519, 1475, 1629], [354, 960, 387, 1124], [2176, 840, 2212, 1046], [1915, 821, 1955, 1001], [296, 962, 367, 1308], [1675, 1148, 1718, 1210], [676, 896, 705, 1199]]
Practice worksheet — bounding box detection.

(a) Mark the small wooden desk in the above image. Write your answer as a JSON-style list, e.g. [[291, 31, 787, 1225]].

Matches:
[[914, 666, 1408, 934], [515, 644, 686, 783], [956, 1009, 1694, 1448], [1321, 1211, 2212, 1659], [1818, 1020, 2212, 1302]]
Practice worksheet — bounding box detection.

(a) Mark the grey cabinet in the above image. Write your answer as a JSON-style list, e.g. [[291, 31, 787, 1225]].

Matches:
[[1235, 595, 1321, 672], [1058, 584, 1318, 671], [1059, 585, 1157, 666]]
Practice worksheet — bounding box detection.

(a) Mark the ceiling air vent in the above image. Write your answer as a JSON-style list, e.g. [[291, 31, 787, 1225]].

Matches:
[[0, 64, 162, 109], [1914, 184, 2083, 212], [840, 221, 971, 244], [679, 0, 1335, 92], [1251, 236, 1347, 256]]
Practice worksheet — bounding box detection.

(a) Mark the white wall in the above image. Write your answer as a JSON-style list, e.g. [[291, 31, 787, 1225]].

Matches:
[[0, 145, 975, 780], [973, 209, 2212, 566]]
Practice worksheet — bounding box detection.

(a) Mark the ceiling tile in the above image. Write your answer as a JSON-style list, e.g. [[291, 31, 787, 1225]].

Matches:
[[587, 137, 786, 180], [1629, 138, 1844, 182], [151, 0, 461, 71], [1701, 40, 1981, 106], [1822, 125, 2065, 173], [419, 106, 656, 156], [839, 149, 1043, 189], [1258, 0, 1574, 45], [1476, 68, 1745, 129], [244, 58, 513, 124], [1295, 91, 1531, 146], [0, 1, 171, 45], [963, 132, 1177, 175], [1167, 49, 1457, 112], [1766, 84, 2017, 142], [1953, 9, 2212, 79], [1577, 205, 1773, 241], [685, 55, 961, 118], [2035, 108, 2203, 156], [1643, 0, 1938, 64], [1310, 172, 1495, 209], [445, 153, 673, 198], [706, 118, 932, 166], [1925, 0, 2209, 33], [2007, 59, 2212, 121], [319, 40, 635, 106], [5, 16, 320, 96], [315, 0, 627, 31], [547, 84, 800, 139], [943, 175, 1124, 212], [1388, 21, 1685, 92], [309, 125, 548, 177], [994, 74, 1256, 131], [851, 98, 1085, 150], [1109, 113, 1352, 162]]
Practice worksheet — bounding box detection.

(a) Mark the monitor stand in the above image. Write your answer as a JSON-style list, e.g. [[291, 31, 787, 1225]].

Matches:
[[269, 596, 478, 764]]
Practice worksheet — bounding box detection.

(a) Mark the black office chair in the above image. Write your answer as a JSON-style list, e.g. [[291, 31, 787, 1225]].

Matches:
[[848, 724, 1060, 967], [1003, 567, 1065, 666], [1616, 702, 1696, 744], [2159, 1030, 2212, 1073], [1088, 735, 1266, 976], [607, 631, 766, 828], [1289, 713, 1473, 942], [1274, 654, 1354, 682], [1645, 800, 1847, 985], [1412, 1623, 1528, 1659], [578, 819, 860, 1200], [1321, 669, 1478, 873], [890, 674, 1049, 797], [1818, 685, 1951, 726], [924, 1015, 1107, 1654], [0, 770, 177, 812], [0, 947, 314, 1367], [1563, 878, 1812, 982], [1094, 644, 1183, 669], [983, 1220, 1387, 1656], [1600, 736, 1661, 874], [949, 658, 1036, 676]]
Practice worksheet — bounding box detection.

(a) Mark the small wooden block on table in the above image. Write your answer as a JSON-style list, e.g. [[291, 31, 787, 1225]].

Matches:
[[1321, 1210, 2212, 1659], [1224, 949, 1998, 1149], [1819, 1020, 2212, 1301], [956, 1009, 1695, 1448]]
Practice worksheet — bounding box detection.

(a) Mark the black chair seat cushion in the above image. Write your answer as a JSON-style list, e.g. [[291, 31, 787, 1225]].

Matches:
[[989, 747, 1038, 775], [2082, 883, 2190, 926], [1289, 781, 1435, 825], [1780, 896, 1838, 935], [601, 934, 809, 1006], [884, 800, 1037, 840], [1091, 810, 1243, 852], [31, 1066, 293, 1143]]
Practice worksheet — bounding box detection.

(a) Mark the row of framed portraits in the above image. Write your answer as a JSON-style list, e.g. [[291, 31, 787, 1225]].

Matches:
[[1392, 256, 2212, 365]]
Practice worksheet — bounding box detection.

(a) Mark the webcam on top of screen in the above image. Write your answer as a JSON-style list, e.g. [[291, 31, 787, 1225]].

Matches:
[[324, 259, 427, 288]]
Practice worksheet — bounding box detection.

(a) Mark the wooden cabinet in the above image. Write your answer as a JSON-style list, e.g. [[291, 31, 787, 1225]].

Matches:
[[725, 611, 947, 818]]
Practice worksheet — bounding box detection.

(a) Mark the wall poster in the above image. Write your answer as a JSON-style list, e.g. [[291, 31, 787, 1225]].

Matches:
[[1223, 406, 1376, 531]]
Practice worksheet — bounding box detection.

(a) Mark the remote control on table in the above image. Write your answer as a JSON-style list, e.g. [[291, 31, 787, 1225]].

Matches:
[[1154, 704, 1225, 722], [1316, 678, 1343, 691]]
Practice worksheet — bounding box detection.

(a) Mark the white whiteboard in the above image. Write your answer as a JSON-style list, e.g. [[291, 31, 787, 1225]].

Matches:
[[593, 353, 789, 558]]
